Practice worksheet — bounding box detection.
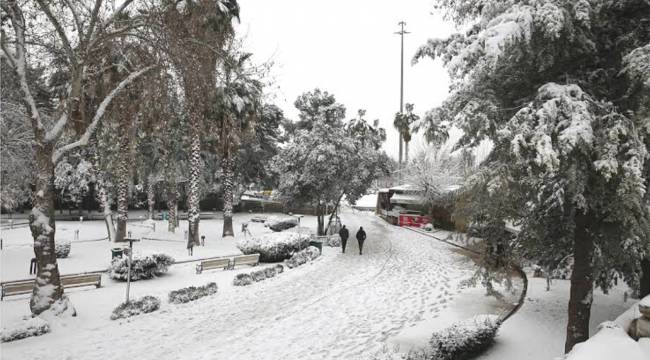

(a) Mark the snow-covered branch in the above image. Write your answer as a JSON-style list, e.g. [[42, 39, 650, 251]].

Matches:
[[35, 0, 78, 66], [52, 65, 156, 163], [1, 2, 45, 133]]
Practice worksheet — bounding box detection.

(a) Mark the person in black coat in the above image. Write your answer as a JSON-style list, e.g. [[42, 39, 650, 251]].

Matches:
[[356, 227, 367, 255], [338, 225, 349, 253]]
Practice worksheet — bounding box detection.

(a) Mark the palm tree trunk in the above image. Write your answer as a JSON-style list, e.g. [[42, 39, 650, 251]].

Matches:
[[147, 178, 156, 220], [404, 139, 409, 164], [167, 190, 177, 233], [222, 150, 234, 237], [29, 142, 71, 315], [187, 110, 201, 247], [89, 138, 116, 241], [565, 211, 594, 353]]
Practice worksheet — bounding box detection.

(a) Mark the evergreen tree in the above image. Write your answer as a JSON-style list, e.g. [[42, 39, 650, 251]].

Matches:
[[414, 0, 650, 351]]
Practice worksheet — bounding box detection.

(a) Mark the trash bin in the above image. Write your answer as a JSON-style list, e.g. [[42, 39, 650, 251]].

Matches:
[[163, 212, 168, 221], [308, 241, 323, 253], [111, 248, 124, 260]]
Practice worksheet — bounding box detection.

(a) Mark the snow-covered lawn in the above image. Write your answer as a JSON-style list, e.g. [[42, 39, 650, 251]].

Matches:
[[0, 212, 494, 359], [479, 272, 634, 360]]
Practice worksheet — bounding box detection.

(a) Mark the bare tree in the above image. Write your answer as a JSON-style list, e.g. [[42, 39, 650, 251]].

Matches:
[[1, 1, 153, 316]]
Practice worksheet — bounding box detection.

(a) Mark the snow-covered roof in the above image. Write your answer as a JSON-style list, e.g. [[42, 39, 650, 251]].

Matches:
[[389, 184, 424, 192], [444, 185, 461, 192], [378, 188, 390, 193], [390, 193, 424, 204]]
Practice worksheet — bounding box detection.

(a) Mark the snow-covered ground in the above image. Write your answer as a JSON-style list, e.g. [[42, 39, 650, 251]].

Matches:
[[0, 211, 493, 359], [1, 211, 638, 360], [479, 273, 634, 360]]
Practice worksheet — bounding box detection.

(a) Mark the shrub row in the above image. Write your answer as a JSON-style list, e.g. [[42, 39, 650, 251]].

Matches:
[[233, 264, 284, 287], [110, 296, 161, 320], [284, 246, 320, 269], [0, 318, 50, 343], [168, 282, 218, 304]]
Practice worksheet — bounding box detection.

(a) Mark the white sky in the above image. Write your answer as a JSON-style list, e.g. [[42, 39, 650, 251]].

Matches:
[[235, 0, 460, 160]]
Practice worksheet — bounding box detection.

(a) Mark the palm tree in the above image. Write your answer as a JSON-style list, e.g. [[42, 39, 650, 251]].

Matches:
[[213, 46, 264, 237], [394, 103, 420, 164]]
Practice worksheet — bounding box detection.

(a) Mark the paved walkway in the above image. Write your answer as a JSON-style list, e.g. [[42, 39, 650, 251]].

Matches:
[[2, 213, 473, 360]]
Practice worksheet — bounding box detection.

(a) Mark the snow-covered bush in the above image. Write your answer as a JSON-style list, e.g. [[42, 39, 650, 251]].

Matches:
[[268, 218, 298, 232], [55, 238, 71, 258], [109, 252, 175, 281], [284, 247, 320, 269], [275, 264, 284, 274], [264, 266, 277, 278], [428, 315, 501, 360], [263, 215, 279, 227], [306, 246, 321, 260], [251, 270, 267, 282], [285, 257, 298, 269], [168, 282, 218, 304], [326, 235, 342, 247], [0, 318, 50, 343], [233, 273, 253, 286], [110, 296, 161, 320], [236, 232, 309, 262], [424, 223, 434, 231]]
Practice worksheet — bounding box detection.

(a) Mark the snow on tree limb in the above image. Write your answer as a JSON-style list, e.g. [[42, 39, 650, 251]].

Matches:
[[52, 65, 156, 163]]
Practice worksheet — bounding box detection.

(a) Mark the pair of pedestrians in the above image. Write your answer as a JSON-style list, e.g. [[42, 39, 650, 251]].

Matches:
[[338, 225, 366, 255]]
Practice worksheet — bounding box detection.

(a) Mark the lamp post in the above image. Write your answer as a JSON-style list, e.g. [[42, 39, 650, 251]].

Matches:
[[122, 237, 140, 303], [291, 214, 305, 251]]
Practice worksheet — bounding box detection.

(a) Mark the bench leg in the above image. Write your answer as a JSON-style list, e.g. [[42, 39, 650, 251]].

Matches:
[[97, 276, 102, 288], [196, 264, 203, 274]]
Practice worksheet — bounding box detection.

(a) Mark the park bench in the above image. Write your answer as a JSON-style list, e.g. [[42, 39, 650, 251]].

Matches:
[[179, 212, 215, 220], [199, 212, 214, 219], [196, 258, 231, 274], [232, 254, 260, 268], [1, 273, 102, 300]]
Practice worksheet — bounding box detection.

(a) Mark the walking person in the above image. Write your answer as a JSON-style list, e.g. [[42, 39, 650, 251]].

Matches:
[[339, 225, 349, 253], [356, 227, 367, 255]]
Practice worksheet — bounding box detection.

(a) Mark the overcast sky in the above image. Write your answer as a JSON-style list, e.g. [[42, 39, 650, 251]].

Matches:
[[235, 0, 460, 160]]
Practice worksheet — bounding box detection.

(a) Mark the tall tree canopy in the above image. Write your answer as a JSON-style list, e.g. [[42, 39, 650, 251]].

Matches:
[[414, 0, 650, 352]]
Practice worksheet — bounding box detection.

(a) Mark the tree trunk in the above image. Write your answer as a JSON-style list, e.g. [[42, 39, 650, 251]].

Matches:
[[29, 143, 73, 315], [89, 136, 116, 241], [405, 139, 409, 165], [187, 110, 201, 247], [115, 121, 129, 242], [640, 257, 650, 298], [324, 191, 345, 234], [565, 211, 594, 353], [317, 202, 325, 235], [167, 190, 177, 233], [147, 178, 156, 220], [222, 150, 234, 237]]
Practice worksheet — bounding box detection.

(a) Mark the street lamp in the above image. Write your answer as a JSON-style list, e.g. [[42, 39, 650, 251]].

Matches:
[[291, 214, 305, 251]]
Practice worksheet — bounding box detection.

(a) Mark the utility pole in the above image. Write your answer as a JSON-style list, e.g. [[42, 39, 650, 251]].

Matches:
[[395, 21, 409, 185]]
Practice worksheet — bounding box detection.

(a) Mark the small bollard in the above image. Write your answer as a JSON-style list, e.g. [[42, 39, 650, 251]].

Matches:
[[152, 223, 156, 232], [79, 216, 83, 224], [74, 229, 79, 240], [201, 236, 205, 246], [128, 230, 132, 238], [184, 230, 188, 240]]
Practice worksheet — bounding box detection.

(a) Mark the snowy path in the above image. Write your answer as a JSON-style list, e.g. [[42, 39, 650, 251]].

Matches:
[[1, 213, 473, 360]]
